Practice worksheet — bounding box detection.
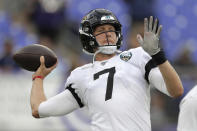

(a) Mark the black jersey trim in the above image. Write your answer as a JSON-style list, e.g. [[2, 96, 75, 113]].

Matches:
[[66, 84, 84, 108], [145, 59, 157, 84]]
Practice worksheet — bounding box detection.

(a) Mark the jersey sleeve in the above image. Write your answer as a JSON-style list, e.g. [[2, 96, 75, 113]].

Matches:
[[64, 68, 86, 108], [38, 68, 86, 118], [38, 90, 79, 118], [128, 47, 170, 96], [149, 68, 171, 96]]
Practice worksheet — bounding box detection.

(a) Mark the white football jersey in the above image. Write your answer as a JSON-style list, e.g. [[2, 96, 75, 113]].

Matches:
[[177, 85, 197, 131], [64, 47, 170, 131]]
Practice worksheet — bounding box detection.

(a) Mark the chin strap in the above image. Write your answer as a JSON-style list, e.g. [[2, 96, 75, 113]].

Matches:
[[92, 49, 102, 64]]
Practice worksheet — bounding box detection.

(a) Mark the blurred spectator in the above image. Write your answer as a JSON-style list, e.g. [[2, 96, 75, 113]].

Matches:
[[151, 90, 169, 131], [174, 44, 196, 67], [39, 36, 55, 50], [28, 0, 67, 45], [0, 40, 20, 72], [173, 44, 197, 98], [128, 20, 143, 48]]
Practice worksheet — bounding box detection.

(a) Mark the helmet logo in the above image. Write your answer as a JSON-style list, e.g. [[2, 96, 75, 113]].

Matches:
[[101, 15, 115, 21], [120, 51, 132, 62], [82, 16, 87, 21]]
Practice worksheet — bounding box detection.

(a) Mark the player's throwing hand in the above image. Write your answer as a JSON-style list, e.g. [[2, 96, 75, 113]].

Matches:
[[32, 56, 58, 80]]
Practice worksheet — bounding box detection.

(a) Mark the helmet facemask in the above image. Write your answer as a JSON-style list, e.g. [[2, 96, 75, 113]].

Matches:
[[94, 30, 119, 55]]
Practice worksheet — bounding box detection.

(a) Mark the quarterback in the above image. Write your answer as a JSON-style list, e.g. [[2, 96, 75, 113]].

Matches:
[[30, 9, 183, 131]]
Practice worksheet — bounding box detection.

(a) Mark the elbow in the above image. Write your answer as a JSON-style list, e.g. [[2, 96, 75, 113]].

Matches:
[[171, 86, 184, 98], [32, 108, 40, 118]]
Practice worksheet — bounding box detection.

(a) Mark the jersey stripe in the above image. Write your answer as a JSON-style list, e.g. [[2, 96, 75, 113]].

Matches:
[[66, 84, 84, 108], [145, 59, 157, 84]]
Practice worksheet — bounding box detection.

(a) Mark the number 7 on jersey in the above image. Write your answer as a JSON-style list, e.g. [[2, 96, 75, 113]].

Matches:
[[94, 67, 116, 101]]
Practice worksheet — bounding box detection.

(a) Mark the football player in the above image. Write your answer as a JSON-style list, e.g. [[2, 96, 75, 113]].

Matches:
[[30, 8, 183, 131], [177, 85, 197, 131]]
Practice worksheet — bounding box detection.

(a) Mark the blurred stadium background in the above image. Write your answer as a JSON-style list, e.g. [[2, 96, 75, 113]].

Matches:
[[0, 0, 196, 131]]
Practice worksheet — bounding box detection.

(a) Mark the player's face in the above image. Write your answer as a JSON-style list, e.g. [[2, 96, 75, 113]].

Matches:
[[93, 24, 118, 46]]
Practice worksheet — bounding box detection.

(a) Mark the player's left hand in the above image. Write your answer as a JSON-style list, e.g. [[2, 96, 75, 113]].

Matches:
[[137, 16, 162, 56]]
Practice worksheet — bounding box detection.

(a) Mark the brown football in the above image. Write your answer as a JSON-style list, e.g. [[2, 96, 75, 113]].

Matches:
[[13, 44, 57, 72]]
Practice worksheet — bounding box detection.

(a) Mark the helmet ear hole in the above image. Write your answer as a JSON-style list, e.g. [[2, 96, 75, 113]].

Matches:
[[79, 8, 123, 54]]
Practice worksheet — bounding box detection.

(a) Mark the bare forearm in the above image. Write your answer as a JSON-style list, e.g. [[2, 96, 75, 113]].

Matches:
[[158, 61, 183, 97], [30, 56, 57, 118], [30, 79, 46, 118]]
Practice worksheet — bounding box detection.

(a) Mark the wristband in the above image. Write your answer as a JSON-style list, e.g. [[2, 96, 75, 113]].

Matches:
[[152, 50, 167, 65], [32, 76, 43, 81]]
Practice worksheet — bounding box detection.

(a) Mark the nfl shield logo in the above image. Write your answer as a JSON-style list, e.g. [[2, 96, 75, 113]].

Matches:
[[120, 51, 132, 62]]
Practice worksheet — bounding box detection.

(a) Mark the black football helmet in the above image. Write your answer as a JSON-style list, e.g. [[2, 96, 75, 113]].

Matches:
[[79, 8, 123, 54]]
